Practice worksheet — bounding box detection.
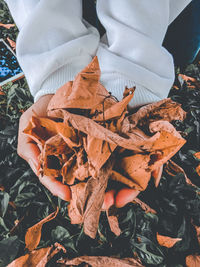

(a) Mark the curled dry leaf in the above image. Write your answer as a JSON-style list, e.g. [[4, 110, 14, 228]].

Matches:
[[151, 165, 163, 187], [8, 243, 66, 267], [106, 206, 121, 236], [0, 23, 15, 29], [194, 152, 200, 160], [25, 207, 59, 251], [68, 159, 114, 239], [164, 160, 195, 186], [124, 98, 186, 129], [156, 233, 182, 248], [7, 37, 16, 50], [58, 255, 144, 267], [186, 255, 200, 267], [47, 57, 112, 112]]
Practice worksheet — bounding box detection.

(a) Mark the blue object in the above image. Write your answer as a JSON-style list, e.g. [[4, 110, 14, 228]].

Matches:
[[163, 0, 200, 67]]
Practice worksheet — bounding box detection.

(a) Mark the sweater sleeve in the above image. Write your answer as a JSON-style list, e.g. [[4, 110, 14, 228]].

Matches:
[[5, 0, 100, 102], [96, 0, 192, 108]]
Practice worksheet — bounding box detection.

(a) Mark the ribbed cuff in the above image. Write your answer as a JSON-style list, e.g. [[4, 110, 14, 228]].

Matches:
[[100, 72, 163, 109], [34, 61, 89, 102]]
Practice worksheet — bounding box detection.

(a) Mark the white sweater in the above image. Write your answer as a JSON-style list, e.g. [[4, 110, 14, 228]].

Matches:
[[5, 0, 191, 107]]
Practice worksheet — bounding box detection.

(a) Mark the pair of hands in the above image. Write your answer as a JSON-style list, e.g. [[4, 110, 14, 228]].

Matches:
[[17, 94, 142, 209]]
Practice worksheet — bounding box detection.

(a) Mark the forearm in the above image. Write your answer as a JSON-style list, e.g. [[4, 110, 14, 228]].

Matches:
[[96, 0, 192, 108], [5, 0, 100, 102]]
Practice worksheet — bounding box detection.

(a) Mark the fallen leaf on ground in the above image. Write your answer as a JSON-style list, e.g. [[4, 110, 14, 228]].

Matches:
[[7, 37, 16, 50], [186, 255, 200, 267], [58, 255, 144, 267], [8, 243, 66, 267], [0, 23, 15, 29], [25, 207, 59, 251], [106, 206, 121, 236], [156, 233, 182, 248]]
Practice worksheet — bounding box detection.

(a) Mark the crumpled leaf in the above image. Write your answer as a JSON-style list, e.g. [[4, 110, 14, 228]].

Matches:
[[164, 160, 195, 186], [0, 23, 15, 29], [63, 110, 142, 152], [114, 127, 185, 190], [7, 37, 16, 50], [68, 182, 87, 224], [58, 255, 144, 267], [156, 233, 182, 248], [23, 116, 58, 146], [123, 98, 186, 129], [68, 159, 113, 239], [25, 207, 59, 251], [8, 243, 66, 267], [47, 57, 112, 111], [106, 206, 121, 236], [186, 255, 200, 267], [94, 88, 135, 121]]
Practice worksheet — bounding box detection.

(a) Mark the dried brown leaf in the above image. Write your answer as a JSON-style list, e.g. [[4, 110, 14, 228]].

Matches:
[[106, 206, 121, 236], [23, 116, 58, 146], [68, 182, 87, 224], [194, 152, 200, 160], [68, 159, 113, 238], [186, 255, 200, 267], [25, 207, 59, 251], [83, 159, 114, 238], [85, 135, 116, 171], [0, 23, 15, 29], [116, 154, 152, 191], [151, 165, 163, 187], [8, 243, 66, 267], [63, 111, 142, 152], [94, 88, 135, 121], [7, 37, 16, 50], [164, 160, 195, 186], [125, 98, 186, 128], [157, 233, 182, 248], [110, 170, 137, 188], [58, 255, 144, 267], [62, 154, 78, 185], [47, 57, 111, 112]]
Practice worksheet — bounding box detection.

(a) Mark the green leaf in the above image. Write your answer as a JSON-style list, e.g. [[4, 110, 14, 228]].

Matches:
[[133, 235, 164, 265], [0, 236, 20, 267], [14, 192, 36, 207], [51, 226, 77, 253], [0, 191, 9, 217]]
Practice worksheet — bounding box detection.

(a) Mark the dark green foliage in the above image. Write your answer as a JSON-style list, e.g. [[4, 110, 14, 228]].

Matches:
[[0, 1, 200, 266]]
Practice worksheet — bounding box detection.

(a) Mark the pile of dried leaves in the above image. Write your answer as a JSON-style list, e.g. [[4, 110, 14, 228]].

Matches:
[[1, 1, 200, 266], [23, 56, 187, 240]]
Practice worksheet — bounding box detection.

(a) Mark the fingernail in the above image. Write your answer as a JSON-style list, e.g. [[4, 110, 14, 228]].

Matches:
[[28, 159, 38, 175]]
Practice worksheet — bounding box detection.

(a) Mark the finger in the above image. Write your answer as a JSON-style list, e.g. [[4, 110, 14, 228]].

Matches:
[[18, 135, 41, 175], [102, 190, 115, 210], [115, 188, 140, 208], [152, 165, 163, 187], [39, 175, 71, 201]]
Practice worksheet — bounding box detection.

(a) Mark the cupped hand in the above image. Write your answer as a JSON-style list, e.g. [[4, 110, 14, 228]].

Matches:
[[103, 164, 163, 210], [17, 94, 71, 201], [18, 94, 162, 208]]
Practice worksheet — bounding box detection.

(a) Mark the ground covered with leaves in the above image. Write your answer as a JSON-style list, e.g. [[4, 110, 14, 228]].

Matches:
[[0, 1, 200, 267]]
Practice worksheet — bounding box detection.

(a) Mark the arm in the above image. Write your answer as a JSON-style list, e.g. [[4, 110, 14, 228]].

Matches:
[[96, 0, 192, 108], [5, 0, 100, 102]]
